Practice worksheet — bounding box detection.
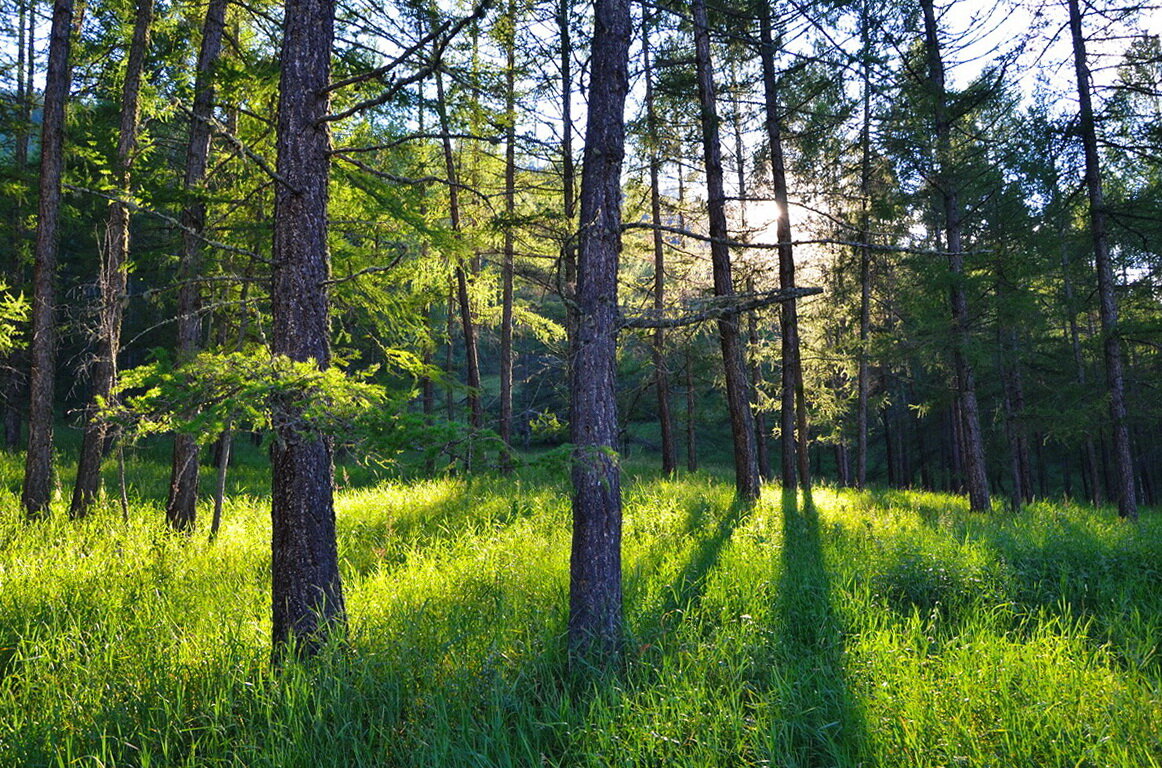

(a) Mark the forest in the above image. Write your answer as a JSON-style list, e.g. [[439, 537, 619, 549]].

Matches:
[[0, 0, 1159, 763]]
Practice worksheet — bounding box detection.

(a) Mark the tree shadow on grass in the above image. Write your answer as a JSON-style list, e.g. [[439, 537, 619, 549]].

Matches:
[[763, 487, 866, 767]]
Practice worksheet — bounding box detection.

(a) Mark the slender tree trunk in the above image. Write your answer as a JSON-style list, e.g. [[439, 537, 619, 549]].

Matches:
[[693, 0, 759, 501], [270, 0, 345, 658], [1067, 0, 1136, 520], [921, 0, 989, 511], [22, 0, 77, 518], [434, 68, 483, 438], [3, 0, 35, 450], [856, 3, 872, 490], [167, 0, 227, 530], [642, 13, 677, 476], [569, 0, 630, 665], [70, 0, 153, 519], [1061, 241, 1101, 504], [758, 5, 808, 492], [748, 288, 771, 480], [499, 0, 517, 473], [685, 346, 698, 472], [558, 0, 577, 343]]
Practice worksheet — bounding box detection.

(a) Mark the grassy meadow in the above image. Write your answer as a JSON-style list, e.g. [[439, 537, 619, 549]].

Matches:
[[0, 445, 1159, 767]]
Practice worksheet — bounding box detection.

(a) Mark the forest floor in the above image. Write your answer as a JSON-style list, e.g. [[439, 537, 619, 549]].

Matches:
[[0, 446, 1159, 767]]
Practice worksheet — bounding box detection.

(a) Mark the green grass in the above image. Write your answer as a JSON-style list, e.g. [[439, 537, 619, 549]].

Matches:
[[0, 447, 1159, 767]]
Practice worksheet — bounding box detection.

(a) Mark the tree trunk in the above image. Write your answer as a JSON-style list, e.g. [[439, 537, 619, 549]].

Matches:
[[569, 0, 630, 666], [499, 0, 517, 473], [166, 0, 227, 530], [758, 5, 809, 492], [22, 0, 76, 518], [642, 12, 677, 476], [3, 0, 35, 450], [270, 0, 345, 658], [855, 2, 872, 490], [693, 0, 759, 501], [921, 0, 989, 511], [558, 0, 577, 344], [434, 68, 483, 439], [685, 346, 698, 472], [70, 0, 153, 519], [1067, 0, 1136, 520]]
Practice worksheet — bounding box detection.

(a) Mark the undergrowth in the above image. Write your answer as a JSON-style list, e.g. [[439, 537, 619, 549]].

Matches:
[[0, 448, 1158, 767]]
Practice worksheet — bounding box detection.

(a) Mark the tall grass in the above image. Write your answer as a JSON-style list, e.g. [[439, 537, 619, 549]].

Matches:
[[0, 450, 1158, 766]]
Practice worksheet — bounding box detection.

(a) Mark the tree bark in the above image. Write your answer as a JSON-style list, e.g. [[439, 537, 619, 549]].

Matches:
[[22, 0, 77, 519], [693, 0, 760, 501], [558, 0, 577, 344], [642, 11, 677, 476], [167, 0, 227, 530], [1067, 0, 1136, 519], [758, 4, 809, 492], [270, 0, 345, 658], [569, 0, 630, 665], [921, 0, 989, 511], [70, 0, 153, 519]]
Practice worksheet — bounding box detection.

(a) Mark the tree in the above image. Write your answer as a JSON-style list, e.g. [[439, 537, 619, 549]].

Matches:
[[1067, 0, 1137, 520], [69, 0, 154, 519], [569, 0, 631, 665], [270, 0, 346, 656], [22, 0, 77, 519], [167, 0, 228, 530], [692, 0, 760, 501]]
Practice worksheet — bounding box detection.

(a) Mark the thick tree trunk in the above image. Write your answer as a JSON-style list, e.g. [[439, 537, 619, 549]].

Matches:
[[166, 0, 227, 530], [693, 0, 759, 501], [1067, 0, 1136, 519], [642, 14, 677, 476], [270, 0, 345, 657], [22, 0, 76, 518], [758, 5, 808, 492], [921, 0, 989, 511], [569, 0, 630, 665], [70, 0, 153, 519], [499, 1, 517, 473]]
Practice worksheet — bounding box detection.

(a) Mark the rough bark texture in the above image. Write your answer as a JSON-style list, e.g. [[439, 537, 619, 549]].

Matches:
[[70, 0, 153, 519], [693, 0, 760, 502], [22, 0, 76, 519], [167, 0, 227, 530], [758, 5, 809, 492], [270, 0, 346, 657], [921, 0, 990, 512], [569, 0, 630, 665], [1067, 0, 1136, 520], [642, 14, 677, 476]]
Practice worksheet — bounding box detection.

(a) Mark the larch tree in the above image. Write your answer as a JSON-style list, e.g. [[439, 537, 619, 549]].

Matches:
[[69, 0, 154, 519], [167, 0, 228, 530], [1066, 0, 1137, 520], [22, 0, 77, 519], [692, 0, 760, 501], [270, 0, 346, 656], [569, 0, 631, 665]]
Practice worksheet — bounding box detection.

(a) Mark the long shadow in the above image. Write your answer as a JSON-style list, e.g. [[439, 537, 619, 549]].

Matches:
[[632, 497, 752, 647], [765, 487, 866, 767]]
